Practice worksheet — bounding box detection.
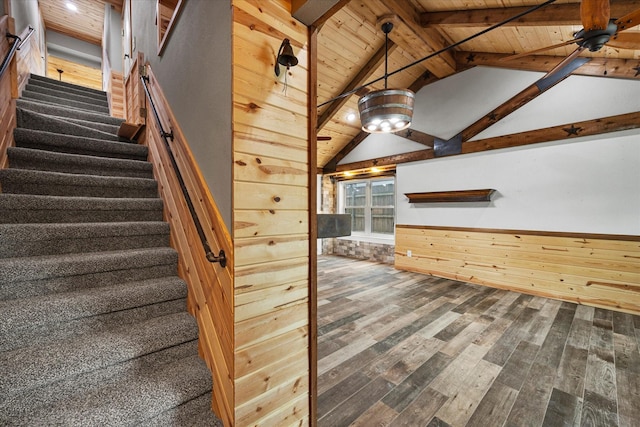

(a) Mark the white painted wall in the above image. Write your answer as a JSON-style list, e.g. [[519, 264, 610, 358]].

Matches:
[[393, 67, 640, 235]]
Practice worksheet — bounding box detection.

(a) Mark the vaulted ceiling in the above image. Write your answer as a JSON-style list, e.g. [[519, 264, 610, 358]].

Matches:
[[314, 0, 640, 172], [35, 0, 640, 172]]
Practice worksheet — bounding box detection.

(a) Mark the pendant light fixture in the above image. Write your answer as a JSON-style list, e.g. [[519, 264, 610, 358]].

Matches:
[[358, 22, 415, 134]]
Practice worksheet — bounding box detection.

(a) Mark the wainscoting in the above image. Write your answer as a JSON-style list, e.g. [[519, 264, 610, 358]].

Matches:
[[395, 225, 640, 315]]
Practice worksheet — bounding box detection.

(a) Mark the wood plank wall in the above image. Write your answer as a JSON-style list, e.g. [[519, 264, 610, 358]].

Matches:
[[46, 55, 102, 90], [396, 225, 640, 314], [0, 15, 17, 169], [124, 52, 145, 125], [141, 64, 235, 426], [232, 0, 311, 425], [107, 71, 124, 118], [15, 25, 44, 96]]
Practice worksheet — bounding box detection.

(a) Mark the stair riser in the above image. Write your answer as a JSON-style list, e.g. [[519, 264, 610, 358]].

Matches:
[[17, 99, 123, 126], [0, 181, 158, 199], [63, 117, 121, 134], [27, 79, 107, 102], [17, 109, 122, 142], [0, 230, 168, 258], [29, 74, 106, 97], [0, 208, 163, 224], [0, 264, 178, 300], [25, 83, 108, 108], [0, 298, 187, 353], [22, 91, 109, 114]]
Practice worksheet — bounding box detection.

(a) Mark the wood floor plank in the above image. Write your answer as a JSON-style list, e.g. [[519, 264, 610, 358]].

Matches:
[[316, 256, 639, 427], [466, 381, 518, 427], [542, 387, 583, 426]]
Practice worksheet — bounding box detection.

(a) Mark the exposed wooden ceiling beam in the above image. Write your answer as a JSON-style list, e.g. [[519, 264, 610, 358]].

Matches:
[[371, 0, 456, 77], [460, 58, 590, 143], [317, 41, 398, 132], [420, 1, 640, 27], [392, 128, 435, 148], [335, 149, 434, 173], [323, 131, 369, 173], [462, 111, 640, 154], [456, 52, 640, 81], [335, 112, 640, 172]]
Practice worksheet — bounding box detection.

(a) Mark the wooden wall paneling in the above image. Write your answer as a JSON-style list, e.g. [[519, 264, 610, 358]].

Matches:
[[395, 225, 640, 315], [136, 64, 235, 425], [0, 16, 17, 169], [124, 51, 145, 125], [232, 0, 311, 425], [15, 25, 43, 96], [108, 71, 125, 118], [46, 55, 102, 90]]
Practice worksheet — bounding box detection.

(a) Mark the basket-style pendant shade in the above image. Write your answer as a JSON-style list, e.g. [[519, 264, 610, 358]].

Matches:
[[358, 88, 415, 133]]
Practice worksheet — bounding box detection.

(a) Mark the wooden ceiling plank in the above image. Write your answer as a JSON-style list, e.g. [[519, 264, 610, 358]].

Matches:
[[317, 41, 398, 131], [462, 111, 640, 154], [420, 1, 640, 27], [456, 51, 640, 80]]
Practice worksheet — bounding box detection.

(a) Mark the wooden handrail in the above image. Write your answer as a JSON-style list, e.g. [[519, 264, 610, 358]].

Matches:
[[140, 73, 227, 267]]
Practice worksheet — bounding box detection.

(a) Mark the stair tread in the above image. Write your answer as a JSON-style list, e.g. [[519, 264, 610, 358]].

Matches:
[[22, 90, 109, 114], [17, 99, 123, 126], [14, 128, 147, 160], [0, 343, 212, 426], [25, 83, 109, 107], [17, 108, 122, 142], [28, 74, 106, 96], [0, 312, 197, 395], [0, 168, 157, 188]]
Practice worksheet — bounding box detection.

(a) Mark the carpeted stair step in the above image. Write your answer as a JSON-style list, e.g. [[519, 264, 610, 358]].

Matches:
[[0, 312, 198, 396], [7, 147, 154, 178], [0, 276, 187, 352], [28, 74, 106, 98], [61, 116, 122, 134], [0, 169, 159, 199], [24, 82, 109, 108], [26, 78, 108, 103], [0, 341, 212, 426], [21, 89, 110, 114], [13, 129, 145, 160], [0, 247, 179, 300], [16, 99, 123, 126], [0, 222, 169, 258], [0, 194, 163, 224], [17, 108, 122, 142], [139, 392, 223, 427]]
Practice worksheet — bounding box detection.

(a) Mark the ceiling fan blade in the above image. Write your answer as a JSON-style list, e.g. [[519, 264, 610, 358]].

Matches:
[[542, 46, 587, 80], [581, 0, 611, 31], [615, 7, 640, 32], [608, 31, 640, 49], [500, 38, 583, 61]]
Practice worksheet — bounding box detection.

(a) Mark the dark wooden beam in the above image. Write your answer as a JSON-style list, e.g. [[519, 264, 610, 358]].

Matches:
[[456, 52, 640, 81], [460, 57, 590, 143], [420, 1, 640, 27], [322, 131, 369, 173], [407, 70, 439, 93], [462, 111, 640, 155], [335, 149, 434, 173], [393, 127, 436, 148], [317, 41, 398, 132]]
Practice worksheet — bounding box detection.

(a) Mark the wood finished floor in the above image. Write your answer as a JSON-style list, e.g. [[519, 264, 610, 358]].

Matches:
[[317, 255, 640, 427]]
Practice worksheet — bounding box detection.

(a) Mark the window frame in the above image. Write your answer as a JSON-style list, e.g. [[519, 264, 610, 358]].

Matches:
[[338, 176, 396, 240]]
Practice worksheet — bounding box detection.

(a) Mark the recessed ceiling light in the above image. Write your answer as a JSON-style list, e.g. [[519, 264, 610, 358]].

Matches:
[[346, 112, 356, 122], [66, 2, 78, 12]]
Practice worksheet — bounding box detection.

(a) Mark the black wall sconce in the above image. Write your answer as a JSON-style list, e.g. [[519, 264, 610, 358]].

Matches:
[[274, 38, 298, 77]]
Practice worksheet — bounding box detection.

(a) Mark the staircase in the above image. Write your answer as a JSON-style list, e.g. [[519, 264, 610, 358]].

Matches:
[[0, 74, 222, 426]]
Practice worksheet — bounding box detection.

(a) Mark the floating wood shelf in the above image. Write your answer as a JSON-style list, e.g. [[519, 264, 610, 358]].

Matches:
[[405, 189, 496, 203]]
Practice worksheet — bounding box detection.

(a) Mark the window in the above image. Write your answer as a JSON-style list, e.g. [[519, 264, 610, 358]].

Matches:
[[340, 177, 395, 237]]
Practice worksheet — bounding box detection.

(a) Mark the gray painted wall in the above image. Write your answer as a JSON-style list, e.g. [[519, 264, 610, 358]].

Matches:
[[9, 0, 38, 34], [103, 4, 123, 73], [131, 0, 232, 229], [47, 30, 101, 68]]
